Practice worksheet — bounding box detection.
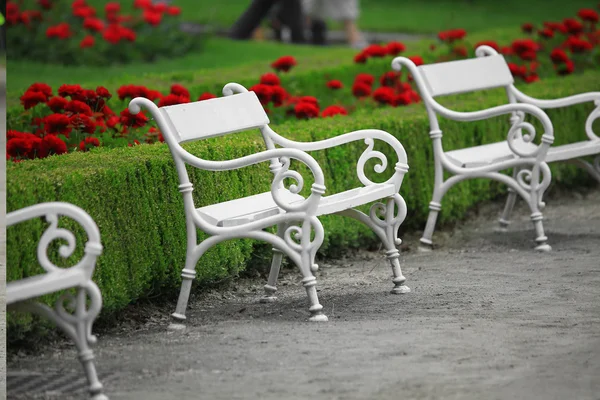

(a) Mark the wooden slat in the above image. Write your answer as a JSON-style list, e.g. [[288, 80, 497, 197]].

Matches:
[[418, 55, 514, 97], [160, 91, 270, 143]]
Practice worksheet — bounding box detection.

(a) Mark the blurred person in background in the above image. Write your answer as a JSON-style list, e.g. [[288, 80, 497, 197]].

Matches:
[[302, 0, 367, 48]]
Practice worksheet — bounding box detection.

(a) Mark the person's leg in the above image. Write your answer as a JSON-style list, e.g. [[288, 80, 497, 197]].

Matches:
[[311, 18, 327, 45], [229, 0, 278, 40], [278, 0, 306, 43]]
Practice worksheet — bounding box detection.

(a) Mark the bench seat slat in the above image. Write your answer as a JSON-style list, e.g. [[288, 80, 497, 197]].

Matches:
[[197, 184, 397, 227], [7, 268, 86, 305]]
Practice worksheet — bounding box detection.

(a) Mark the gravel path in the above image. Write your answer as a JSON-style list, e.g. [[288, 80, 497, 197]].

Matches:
[[7, 187, 600, 400]]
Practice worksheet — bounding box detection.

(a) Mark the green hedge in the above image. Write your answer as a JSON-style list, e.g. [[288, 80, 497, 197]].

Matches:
[[7, 72, 599, 340]]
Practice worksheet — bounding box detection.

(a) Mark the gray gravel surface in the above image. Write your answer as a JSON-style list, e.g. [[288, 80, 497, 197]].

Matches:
[[7, 187, 600, 400]]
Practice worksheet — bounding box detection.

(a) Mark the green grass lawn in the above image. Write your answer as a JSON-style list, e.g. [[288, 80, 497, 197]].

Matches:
[[88, 0, 598, 33]]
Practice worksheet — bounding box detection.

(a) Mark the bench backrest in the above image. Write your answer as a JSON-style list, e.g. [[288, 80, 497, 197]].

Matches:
[[160, 91, 270, 144], [417, 54, 514, 97]]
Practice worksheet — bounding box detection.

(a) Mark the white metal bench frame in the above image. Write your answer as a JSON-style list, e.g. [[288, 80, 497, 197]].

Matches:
[[392, 47, 557, 251], [7, 202, 108, 400], [129, 82, 411, 323]]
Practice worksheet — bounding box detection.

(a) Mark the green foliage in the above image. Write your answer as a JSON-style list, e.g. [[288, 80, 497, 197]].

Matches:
[[7, 71, 597, 340]]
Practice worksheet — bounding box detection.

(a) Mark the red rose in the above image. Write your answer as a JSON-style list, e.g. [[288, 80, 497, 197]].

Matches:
[[249, 84, 273, 105], [373, 87, 395, 105], [556, 60, 575, 75], [524, 73, 540, 84], [474, 40, 500, 52], [408, 55, 424, 66], [260, 72, 281, 86], [438, 29, 467, 43], [47, 96, 68, 112], [79, 136, 101, 152], [578, 8, 599, 23], [158, 94, 190, 107], [43, 114, 72, 135], [134, 0, 152, 8], [80, 35, 95, 48], [352, 82, 371, 98], [379, 72, 399, 87], [326, 80, 343, 89], [321, 105, 347, 118], [143, 9, 162, 25], [46, 23, 73, 39], [107, 116, 120, 129], [166, 6, 181, 16], [270, 86, 288, 107], [394, 91, 413, 106], [83, 17, 104, 32], [521, 23, 535, 34], [508, 63, 527, 78], [354, 51, 368, 64], [501, 46, 514, 55], [170, 84, 190, 99], [294, 102, 319, 119], [271, 56, 297, 72], [563, 18, 584, 35], [7, 135, 41, 159], [58, 84, 83, 99], [117, 84, 150, 100], [72, 6, 96, 19], [96, 86, 112, 99], [538, 28, 554, 39], [354, 73, 375, 86], [385, 41, 406, 56], [27, 83, 53, 98], [298, 96, 319, 107], [364, 44, 387, 58], [105, 2, 120, 15], [20, 91, 47, 109], [66, 100, 93, 116], [37, 0, 53, 10], [564, 35, 594, 53], [198, 92, 217, 101], [70, 114, 97, 134], [453, 45, 468, 57], [120, 109, 149, 128], [39, 134, 68, 158]]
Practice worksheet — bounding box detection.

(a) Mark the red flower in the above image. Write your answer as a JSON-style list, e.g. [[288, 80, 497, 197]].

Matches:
[[564, 35, 594, 53], [501, 46, 514, 55], [373, 87, 395, 105], [508, 63, 527, 78], [170, 84, 190, 98], [557, 59, 575, 75], [394, 91, 413, 106], [260, 72, 281, 86], [511, 39, 539, 54], [166, 6, 181, 16], [47, 96, 69, 112], [321, 105, 347, 118], [550, 48, 569, 64], [249, 84, 273, 105], [65, 100, 93, 116], [326, 80, 343, 89], [385, 41, 406, 56], [354, 51, 368, 64], [294, 102, 319, 119], [538, 28, 554, 39], [83, 17, 104, 32], [43, 114, 72, 135], [578, 8, 599, 23], [117, 84, 150, 100], [521, 23, 535, 33], [198, 92, 217, 101], [120, 109, 148, 127], [107, 116, 120, 129], [271, 56, 297, 72], [96, 86, 112, 99], [379, 72, 399, 87], [474, 41, 500, 52], [143, 9, 162, 25], [352, 82, 371, 98], [46, 23, 73, 39], [524, 73, 540, 84], [80, 35, 95, 48], [103, 24, 136, 44], [105, 2, 120, 15], [364, 44, 387, 58], [20, 91, 47, 109], [79, 136, 100, 152], [70, 114, 96, 134], [408, 55, 424, 66], [39, 134, 68, 158], [158, 94, 190, 107], [134, 0, 152, 8], [544, 21, 568, 34], [453, 45, 468, 57], [58, 84, 83, 99], [27, 83, 53, 98], [7, 135, 41, 160], [438, 29, 467, 42], [37, 0, 53, 10], [563, 18, 584, 35], [396, 82, 412, 93], [354, 73, 375, 86], [270, 86, 288, 106]]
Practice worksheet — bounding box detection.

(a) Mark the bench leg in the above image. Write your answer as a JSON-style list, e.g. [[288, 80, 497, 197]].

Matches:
[[498, 187, 518, 231], [387, 249, 410, 294], [261, 247, 283, 303], [419, 201, 441, 251], [531, 212, 551, 252]]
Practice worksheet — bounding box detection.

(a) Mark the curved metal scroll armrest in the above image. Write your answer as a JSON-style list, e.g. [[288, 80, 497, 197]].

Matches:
[[262, 126, 409, 188], [6, 202, 103, 277]]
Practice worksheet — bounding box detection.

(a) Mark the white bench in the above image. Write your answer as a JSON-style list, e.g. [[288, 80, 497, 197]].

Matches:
[[392, 47, 599, 251], [129, 82, 411, 323], [7, 202, 108, 400]]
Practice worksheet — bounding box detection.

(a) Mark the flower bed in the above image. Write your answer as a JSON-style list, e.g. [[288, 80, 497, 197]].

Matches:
[[6, 0, 200, 65]]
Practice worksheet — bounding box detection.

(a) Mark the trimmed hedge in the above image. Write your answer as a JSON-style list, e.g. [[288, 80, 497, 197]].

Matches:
[[7, 71, 599, 340]]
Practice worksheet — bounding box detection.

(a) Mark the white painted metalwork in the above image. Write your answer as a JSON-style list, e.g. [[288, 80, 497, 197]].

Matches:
[[7, 202, 108, 400], [129, 82, 411, 323], [392, 49, 556, 251]]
